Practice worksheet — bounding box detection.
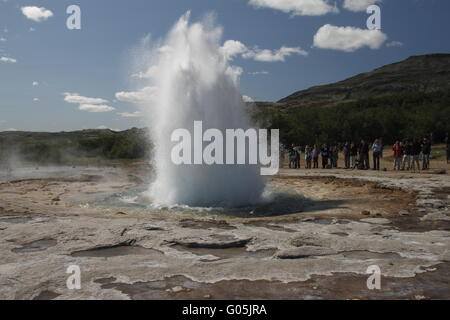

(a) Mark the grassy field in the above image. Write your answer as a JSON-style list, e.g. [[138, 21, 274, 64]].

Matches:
[[0, 128, 150, 167]]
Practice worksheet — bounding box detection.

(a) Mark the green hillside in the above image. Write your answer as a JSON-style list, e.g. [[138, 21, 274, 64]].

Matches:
[[0, 128, 150, 166], [253, 90, 450, 146], [277, 54, 450, 109]]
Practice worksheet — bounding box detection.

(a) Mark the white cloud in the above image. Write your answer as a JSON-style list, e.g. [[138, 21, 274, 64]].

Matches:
[[343, 0, 382, 12], [0, 56, 16, 63], [221, 40, 248, 60], [221, 40, 307, 62], [97, 125, 120, 131], [386, 40, 403, 48], [115, 87, 157, 104], [32, 81, 39, 86], [131, 65, 162, 80], [249, 71, 270, 75], [130, 72, 149, 79], [243, 95, 254, 103], [115, 91, 146, 104], [21, 6, 53, 22], [0, 37, 6, 42], [63, 92, 114, 112], [79, 104, 115, 113], [6, 128, 18, 131], [97, 125, 121, 132], [117, 111, 141, 118], [249, 0, 338, 16], [243, 46, 308, 62], [313, 24, 387, 52], [63, 93, 108, 105], [33, 98, 39, 102]]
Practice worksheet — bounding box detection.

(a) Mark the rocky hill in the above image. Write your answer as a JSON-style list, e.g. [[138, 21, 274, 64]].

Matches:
[[277, 54, 450, 109]]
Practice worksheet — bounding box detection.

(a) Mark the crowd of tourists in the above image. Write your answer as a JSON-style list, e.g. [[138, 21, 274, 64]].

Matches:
[[283, 136, 445, 172]]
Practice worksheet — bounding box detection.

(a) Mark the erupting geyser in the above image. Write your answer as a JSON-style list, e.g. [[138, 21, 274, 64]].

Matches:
[[136, 12, 266, 207]]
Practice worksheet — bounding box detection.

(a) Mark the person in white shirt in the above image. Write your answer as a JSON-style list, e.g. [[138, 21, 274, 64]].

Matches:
[[372, 139, 382, 171]]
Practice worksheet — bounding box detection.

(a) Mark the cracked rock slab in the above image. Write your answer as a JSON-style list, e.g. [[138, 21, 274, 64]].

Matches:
[[167, 236, 252, 249], [1, 166, 449, 300], [360, 218, 391, 225], [276, 246, 338, 259], [420, 212, 450, 221]]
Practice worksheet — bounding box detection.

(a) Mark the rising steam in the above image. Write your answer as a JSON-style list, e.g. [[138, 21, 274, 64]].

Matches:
[[133, 12, 265, 207]]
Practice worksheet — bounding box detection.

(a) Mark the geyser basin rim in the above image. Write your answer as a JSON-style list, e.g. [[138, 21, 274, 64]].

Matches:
[[94, 183, 308, 217], [171, 121, 279, 176]]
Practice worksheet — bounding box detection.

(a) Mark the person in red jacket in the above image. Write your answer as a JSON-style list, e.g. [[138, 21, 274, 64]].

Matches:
[[392, 141, 403, 171]]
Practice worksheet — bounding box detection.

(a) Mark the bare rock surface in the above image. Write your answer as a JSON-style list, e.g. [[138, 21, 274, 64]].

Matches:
[[276, 246, 338, 259], [0, 166, 449, 299], [360, 218, 391, 225]]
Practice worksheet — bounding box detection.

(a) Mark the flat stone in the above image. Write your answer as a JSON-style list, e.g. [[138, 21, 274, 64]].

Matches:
[[416, 199, 446, 209], [360, 218, 391, 225], [420, 212, 450, 222], [170, 236, 252, 249], [276, 246, 337, 259], [141, 224, 164, 231], [290, 235, 331, 247], [170, 286, 184, 293]]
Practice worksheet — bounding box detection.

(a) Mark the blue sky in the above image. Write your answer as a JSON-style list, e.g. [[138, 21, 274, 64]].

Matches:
[[1, 0, 449, 132]]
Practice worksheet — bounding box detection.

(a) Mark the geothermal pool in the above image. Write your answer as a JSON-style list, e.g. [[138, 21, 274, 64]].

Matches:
[[0, 166, 309, 218], [91, 184, 311, 219]]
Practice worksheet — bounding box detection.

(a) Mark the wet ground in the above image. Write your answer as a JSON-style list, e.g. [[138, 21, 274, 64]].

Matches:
[[96, 262, 450, 300], [0, 165, 449, 300]]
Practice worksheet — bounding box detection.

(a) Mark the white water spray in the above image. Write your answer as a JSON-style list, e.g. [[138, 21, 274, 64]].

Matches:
[[136, 12, 265, 207]]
